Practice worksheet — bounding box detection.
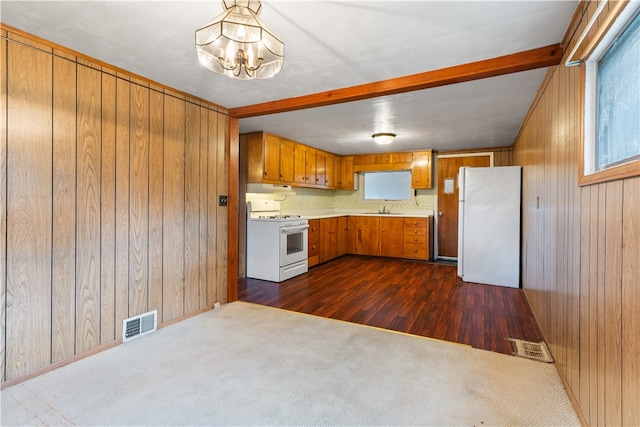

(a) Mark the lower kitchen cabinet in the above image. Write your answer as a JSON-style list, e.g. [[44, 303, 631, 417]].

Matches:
[[308, 219, 320, 267], [319, 217, 339, 263], [380, 217, 405, 258], [337, 216, 348, 256], [346, 216, 358, 254], [403, 217, 433, 260], [309, 215, 433, 266], [356, 216, 381, 256]]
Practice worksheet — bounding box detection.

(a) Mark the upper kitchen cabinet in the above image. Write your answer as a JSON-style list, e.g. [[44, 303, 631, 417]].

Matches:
[[353, 152, 413, 172], [411, 150, 433, 189], [339, 156, 355, 190], [246, 131, 292, 184]]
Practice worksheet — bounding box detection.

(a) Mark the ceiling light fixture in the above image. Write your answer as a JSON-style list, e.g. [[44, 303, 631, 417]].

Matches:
[[372, 133, 396, 145], [195, 0, 284, 80]]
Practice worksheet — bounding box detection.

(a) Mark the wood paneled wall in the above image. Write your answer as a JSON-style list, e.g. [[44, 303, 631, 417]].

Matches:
[[0, 29, 229, 383], [513, 2, 639, 425]]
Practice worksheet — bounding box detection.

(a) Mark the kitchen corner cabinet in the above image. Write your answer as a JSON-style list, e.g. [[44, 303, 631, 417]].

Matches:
[[411, 150, 433, 189], [309, 216, 349, 267]]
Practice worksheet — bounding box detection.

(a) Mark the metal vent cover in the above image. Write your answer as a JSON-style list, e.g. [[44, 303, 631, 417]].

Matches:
[[508, 339, 553, 363], [123, 310, 157, 342]]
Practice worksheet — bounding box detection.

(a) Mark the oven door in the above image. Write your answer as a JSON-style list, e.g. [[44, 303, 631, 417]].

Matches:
[[280, 224, 309, 266]]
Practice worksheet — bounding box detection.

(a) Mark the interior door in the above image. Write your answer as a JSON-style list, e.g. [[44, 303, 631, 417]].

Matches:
[[436, 154, 491, 258]]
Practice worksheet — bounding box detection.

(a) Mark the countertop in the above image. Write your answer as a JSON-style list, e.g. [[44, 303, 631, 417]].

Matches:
[[286, 209, 434, 220]]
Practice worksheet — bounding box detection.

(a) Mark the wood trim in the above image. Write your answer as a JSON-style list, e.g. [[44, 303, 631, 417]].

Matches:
[[0, 339, 122, 390], [579, 160, 640, 186], [228, 117, 240, 302], [229, 44, 563, 118], [0, 23, 228, 113], [574, 0, 629, 63]]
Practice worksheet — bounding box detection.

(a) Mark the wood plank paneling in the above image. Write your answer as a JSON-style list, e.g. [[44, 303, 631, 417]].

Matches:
[[604, 180, 623, 426], [148, 89, 164, 322], [217, 113, 229, 303], [52, 55, 77, 362], [129, 82, 150, 316], [6, 42, 53, 378], [206, 109, 218, 307], [75, 64, 102, 353], [0, 31, 8, 382], [621, 177, 640, 426], [100, 72, 117, 344], [115, 78, 130, 338], [163, 95, 186, 322], [198, 107, 209, 309], [1, 29, 229, 384], [184, 101, 200, 313], [513, 3, 640, 425]]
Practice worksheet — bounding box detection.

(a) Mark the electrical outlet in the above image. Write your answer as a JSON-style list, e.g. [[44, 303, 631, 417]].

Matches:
[[219, 195, 228, 206]]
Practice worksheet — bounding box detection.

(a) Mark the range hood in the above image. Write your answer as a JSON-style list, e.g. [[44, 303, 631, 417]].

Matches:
[[246, 183, 296, 195]]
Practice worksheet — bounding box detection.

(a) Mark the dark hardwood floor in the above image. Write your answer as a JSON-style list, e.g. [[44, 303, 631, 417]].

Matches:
[[238, 255, 545, 355]]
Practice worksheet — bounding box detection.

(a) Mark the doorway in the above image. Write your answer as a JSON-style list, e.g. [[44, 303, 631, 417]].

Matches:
[[436, 153, 492, 258]]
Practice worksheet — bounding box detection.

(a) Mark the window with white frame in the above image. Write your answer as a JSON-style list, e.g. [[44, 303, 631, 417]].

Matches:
[[583, 3, 640, 178]]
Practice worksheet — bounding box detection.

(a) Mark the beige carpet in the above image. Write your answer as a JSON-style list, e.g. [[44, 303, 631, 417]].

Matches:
[[1, 301, 579, 426]]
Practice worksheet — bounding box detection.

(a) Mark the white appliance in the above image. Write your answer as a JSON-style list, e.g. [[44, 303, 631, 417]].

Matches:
[[246, 200, 309, 282], [457, 166, 522, 288]]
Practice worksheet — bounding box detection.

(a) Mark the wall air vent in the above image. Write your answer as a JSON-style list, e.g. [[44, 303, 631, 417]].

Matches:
[[508, 338, 554, 363], [122, 310, 157, 342]]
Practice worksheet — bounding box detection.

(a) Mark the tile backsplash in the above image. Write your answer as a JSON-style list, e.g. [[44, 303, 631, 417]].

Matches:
[[246, 185, 436, 214]]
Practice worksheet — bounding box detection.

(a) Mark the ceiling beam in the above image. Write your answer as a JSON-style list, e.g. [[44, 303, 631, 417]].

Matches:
[[229, 43, 563, 119]]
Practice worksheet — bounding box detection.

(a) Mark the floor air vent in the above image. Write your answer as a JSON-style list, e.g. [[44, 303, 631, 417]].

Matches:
[[508, 339, 553, 363], [123, 310, 157, 342]]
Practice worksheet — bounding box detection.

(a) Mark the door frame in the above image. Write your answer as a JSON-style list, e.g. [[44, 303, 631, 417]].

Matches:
[[434, 152, 494, 259]]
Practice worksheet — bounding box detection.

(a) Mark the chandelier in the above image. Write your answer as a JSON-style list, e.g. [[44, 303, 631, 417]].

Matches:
[[195, 0, 284, 80]]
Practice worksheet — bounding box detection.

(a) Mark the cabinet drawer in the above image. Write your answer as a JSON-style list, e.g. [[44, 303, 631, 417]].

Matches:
[[404, 227, 427, 236], [404, 243, 428, 259], [404, 235, 427, 244], [404, 218, 427, 227]]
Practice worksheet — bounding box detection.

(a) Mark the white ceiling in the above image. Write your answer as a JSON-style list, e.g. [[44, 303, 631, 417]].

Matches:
[[1, 1, 578, 155]]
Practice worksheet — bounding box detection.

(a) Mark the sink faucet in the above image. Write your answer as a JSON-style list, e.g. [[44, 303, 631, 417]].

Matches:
[[381, 205, 387, 214]]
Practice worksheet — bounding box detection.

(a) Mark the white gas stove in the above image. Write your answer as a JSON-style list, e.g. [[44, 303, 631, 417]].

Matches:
[[246, 201, 309, 282]]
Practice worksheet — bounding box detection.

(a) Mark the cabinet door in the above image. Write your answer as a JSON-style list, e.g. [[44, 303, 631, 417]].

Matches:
[[315, 151, 326, 187], [346, 216, 358, 254], [319, 218, 332, 263], [380, 217, 405, 258], [412, 150, 432, 189], [279, 139, 295, 183], [357, 216, 380, 256], [325, 153, 336, 188], [293, 145, 306, 185], [337, 216, 348, 256], [340, 156, 354, 190], [306, 148, 316, 186], [263, 133, 280, 182]]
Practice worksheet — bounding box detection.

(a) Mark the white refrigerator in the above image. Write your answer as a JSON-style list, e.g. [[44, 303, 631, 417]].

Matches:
[[457, 166, 521, 288]]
